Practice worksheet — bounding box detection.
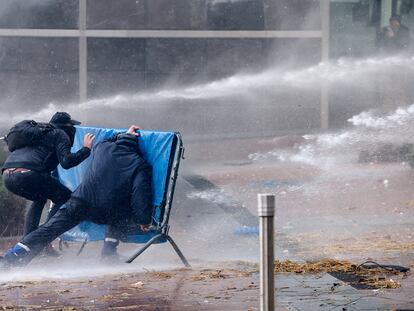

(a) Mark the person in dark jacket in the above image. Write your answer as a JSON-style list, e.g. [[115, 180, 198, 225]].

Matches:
[[2, 112, 94, 255], [2, 125, 153, 266], [377, 15, 410, 54]]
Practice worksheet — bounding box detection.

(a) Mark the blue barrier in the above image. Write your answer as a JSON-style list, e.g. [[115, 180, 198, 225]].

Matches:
[[56, 126, 189, 266]]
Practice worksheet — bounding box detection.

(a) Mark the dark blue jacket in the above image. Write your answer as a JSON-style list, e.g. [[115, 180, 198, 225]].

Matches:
[[2, 125, 90, 173], [72, 133, 153, 225]]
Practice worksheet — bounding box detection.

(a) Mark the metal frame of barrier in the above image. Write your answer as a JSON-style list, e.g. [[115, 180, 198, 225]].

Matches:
[[126, 132, 190, 267]]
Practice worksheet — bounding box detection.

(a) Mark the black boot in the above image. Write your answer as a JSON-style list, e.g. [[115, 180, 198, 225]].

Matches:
[[100, 239, 121, 264]]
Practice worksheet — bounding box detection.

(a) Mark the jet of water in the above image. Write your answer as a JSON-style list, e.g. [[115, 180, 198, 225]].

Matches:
[[2, 55, 414, 129], [250, 103, 414, 169]]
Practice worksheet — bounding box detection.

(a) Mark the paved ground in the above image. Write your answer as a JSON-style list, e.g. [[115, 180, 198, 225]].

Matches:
[[0, 135, 413, 310], [0, 262, 412, 310]]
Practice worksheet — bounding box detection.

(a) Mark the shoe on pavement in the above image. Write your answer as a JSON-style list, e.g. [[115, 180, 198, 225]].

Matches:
[[4, 243, 31, 266]]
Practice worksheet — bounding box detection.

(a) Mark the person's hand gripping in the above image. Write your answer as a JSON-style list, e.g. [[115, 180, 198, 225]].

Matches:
[[83, 133, 95, 149], [127, 125, 141, 137]]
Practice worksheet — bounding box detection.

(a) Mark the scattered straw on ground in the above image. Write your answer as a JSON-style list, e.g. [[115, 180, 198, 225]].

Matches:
[[190, 268, 254, 282], [191, 269, 228, 281], [359, 277, 401, 289], [274, 259, 355, 274], [145, 271, 172, 280]]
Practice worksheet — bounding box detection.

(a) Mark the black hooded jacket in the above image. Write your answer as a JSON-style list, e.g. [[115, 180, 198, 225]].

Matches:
[[2, 124, 90, 173], [71, 133, 153, 225]]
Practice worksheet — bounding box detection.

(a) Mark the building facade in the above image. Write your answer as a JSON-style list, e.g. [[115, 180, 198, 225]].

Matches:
[[0, 1, 412, 138]]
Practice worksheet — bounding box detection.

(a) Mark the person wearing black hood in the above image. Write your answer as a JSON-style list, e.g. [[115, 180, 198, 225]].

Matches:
[[2, 112, 94, 255]]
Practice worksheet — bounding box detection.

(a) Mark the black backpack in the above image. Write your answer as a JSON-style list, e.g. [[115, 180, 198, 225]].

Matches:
[[5, 120, 53, 152]]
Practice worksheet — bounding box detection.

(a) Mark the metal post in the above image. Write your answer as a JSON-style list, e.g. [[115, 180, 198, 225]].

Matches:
[[381, 0, 393, 27], [320, 0, 330, 130], [258, 194, 275, 311], [79, 0, 87, 103]]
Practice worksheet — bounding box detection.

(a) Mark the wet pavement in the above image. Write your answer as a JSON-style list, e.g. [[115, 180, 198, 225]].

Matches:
[[0, 259, 412, 310], [184, 137, 414, 264], [277, 272, 413, 311], [0, 135, 413, 310]]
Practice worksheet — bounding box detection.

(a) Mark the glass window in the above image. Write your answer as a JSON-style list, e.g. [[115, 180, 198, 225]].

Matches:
[[88, 0, 206, 30], [88, 0, 267, 30], [0, 0, 78, 29], [264, 0, 321, 30], [145, 0, 206, 30], [263, 38, 322, 67], [0, 37, 77, 73], [88, 72, 146, 98], [146, 39, 206, 74], [206, 0, 265, 30], [0, 37, 78, 114], [0, 38, 19, 71], [88, 38, 146, 72], [330, 1, 378, 58], [87, 0, 145, 30], [88, 38, 147, 97], [206, 39, 265, 79], [18, 38, 78, 72], [0, 71, 78, 115]]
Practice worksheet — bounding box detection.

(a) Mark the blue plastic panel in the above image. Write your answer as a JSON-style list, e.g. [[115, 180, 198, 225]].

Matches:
[[57, 126, 175, 243]]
